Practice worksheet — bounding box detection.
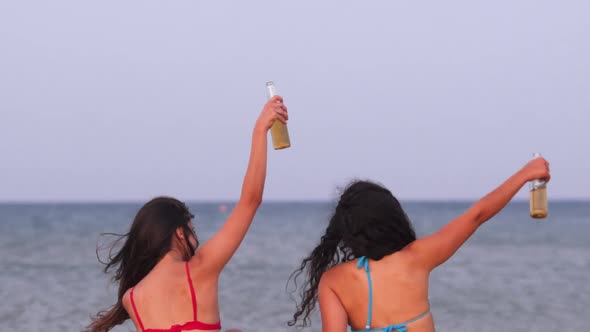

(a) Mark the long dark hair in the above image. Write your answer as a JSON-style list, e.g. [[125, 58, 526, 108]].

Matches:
[[86, 197, 198, 332], [287, 180, 417, 327]]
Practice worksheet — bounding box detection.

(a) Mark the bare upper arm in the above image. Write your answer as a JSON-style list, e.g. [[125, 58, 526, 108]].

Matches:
[[408, 206, 482, 270], [318, 273, 348, 332], [190, 200, 259, 274]]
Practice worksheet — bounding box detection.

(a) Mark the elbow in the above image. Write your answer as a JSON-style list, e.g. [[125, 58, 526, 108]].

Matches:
[[242, 192, 262, 208], [470, 203, 486, 225], [250, 196, 262, 208]]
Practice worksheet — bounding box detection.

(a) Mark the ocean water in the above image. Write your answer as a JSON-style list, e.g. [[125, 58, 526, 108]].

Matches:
[[0, 201, 589, 332]]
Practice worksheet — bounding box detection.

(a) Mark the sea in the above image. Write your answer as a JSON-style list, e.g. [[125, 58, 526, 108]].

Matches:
[[1, 201, 589, 332]]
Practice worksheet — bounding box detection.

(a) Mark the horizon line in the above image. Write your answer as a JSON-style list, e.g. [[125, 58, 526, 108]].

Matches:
[[0, 198, 588, 205]]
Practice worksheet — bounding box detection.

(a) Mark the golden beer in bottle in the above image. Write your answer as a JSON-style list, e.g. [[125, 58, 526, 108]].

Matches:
[[530, 152, 548, 219], [266, 81, 291, 150]]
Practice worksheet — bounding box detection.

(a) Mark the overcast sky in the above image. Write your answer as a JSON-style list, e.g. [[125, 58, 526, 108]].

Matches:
[[1, 1, 588, 201]]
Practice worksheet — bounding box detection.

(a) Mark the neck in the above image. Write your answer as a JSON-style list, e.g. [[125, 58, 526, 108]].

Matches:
[[159, 249, 186, 264]]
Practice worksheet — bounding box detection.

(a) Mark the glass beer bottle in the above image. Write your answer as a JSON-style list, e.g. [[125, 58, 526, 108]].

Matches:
[[265, 81, 291, 150], [530, 152, 548, 219]]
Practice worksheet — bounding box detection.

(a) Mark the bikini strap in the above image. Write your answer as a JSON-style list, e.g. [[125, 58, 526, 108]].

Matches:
[[129, 287, 145, 331], [357, 256, 373, 329], [399, 308, 431, 325], [185, 262, 197, 320]]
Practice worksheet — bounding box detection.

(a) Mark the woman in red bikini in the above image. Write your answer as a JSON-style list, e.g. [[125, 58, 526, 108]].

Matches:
[[86, 96, 288, 332]]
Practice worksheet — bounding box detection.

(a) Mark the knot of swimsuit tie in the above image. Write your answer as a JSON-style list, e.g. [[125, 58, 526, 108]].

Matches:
[[357, 256, 369, 271], [384, 326, 408, 332]]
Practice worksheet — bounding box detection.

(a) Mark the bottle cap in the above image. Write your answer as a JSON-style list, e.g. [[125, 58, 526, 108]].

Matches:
[[266, 81, 277, 99], [531, 152, 546, 189]]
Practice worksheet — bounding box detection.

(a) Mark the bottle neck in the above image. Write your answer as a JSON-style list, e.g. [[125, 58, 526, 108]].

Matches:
[[531, 179, 546, 190]]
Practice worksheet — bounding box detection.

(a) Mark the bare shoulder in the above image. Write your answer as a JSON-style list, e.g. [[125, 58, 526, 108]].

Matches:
[[319, 263, 348, 300], [188, 250, 204, 270], [121, 287, 142, 330], [121, 288, 132, 314], [400, 241, 420, 258], [322, 260, 357, 284], [188, 252, 218, 281], [399, 241, 428, 269], [321, 266, 338, 284]]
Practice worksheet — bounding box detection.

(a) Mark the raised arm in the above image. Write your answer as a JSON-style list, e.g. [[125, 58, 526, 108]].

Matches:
[[192, 96, 288, 273], [408, 157, 550, 270]]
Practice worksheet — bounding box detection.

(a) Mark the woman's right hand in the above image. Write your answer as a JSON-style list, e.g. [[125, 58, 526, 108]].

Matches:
[[519, 157, 551, 183], [410, 156, 551, 271], [256, 95, 288, 131]]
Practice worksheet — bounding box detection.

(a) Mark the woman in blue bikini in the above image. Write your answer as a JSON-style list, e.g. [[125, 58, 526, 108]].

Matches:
[[289, 157, 550, 332]]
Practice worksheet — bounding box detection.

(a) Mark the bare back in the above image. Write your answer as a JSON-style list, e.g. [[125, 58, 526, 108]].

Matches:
[[123, 257, 220, 332], [321, 250, 434, 332]]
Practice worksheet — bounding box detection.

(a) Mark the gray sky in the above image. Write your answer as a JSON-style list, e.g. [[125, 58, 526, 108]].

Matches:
[[1, 1, 588, 201]]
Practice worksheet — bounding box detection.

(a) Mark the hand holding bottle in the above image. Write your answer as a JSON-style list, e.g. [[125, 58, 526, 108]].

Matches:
[[520, 156, 550, 183], [523, 153, 550, 219], [256, 95, 288, 131], [266, 81, 291, 150]]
